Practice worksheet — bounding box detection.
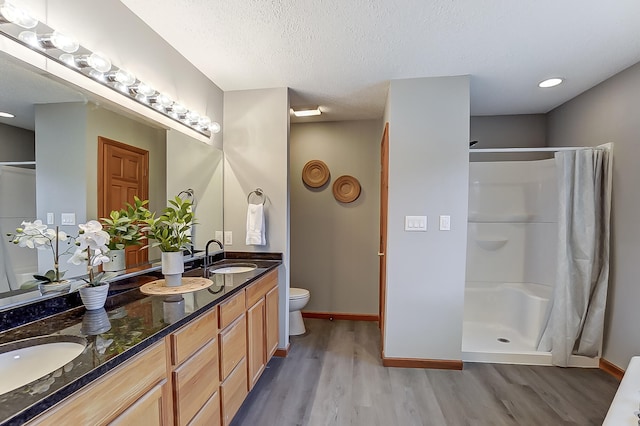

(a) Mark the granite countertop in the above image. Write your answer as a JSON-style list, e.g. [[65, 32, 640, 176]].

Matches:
[[0, 253, 281, 426]]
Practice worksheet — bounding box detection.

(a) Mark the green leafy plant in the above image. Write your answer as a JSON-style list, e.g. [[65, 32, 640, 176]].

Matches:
[[100, 196, 151, 251], [143, 197, 195, 252]]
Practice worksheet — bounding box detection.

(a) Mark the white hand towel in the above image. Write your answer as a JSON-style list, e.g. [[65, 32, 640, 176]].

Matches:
[[246, 203, 266, 246]]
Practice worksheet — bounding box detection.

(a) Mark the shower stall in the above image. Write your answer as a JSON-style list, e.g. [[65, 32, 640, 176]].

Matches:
[[462, 148, 610, 367]]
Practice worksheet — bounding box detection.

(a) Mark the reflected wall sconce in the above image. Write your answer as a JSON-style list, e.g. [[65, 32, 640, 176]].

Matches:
[[0, 0, 219, 137]]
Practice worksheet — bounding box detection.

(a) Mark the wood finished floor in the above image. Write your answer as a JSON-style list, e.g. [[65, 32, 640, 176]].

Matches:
[[231, 319, 619, 426]]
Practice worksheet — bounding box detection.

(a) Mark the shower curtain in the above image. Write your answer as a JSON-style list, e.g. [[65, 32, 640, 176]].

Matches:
[[538, 146, 612, 367]]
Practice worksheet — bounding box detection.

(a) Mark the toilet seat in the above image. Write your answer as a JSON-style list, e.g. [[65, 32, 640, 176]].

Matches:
[[289, 288, 309, 300]]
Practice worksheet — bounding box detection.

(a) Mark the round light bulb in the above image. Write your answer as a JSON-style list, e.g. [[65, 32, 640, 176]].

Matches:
[[87, 52, 111, 73], [89, 69, 106, 82], [136, 82, 155, 97], [210, 122, 221, 134], [172, 103, 187, 114], [0, 2, 38, 29], [157, 93, 173, 108], [114, 69, 136, 86], [198, 116, 211, 128], [59, 53, 77, 68], [186, 110, 200, 123], [50, 31, 79, 53], [17, 31, 41, 49]]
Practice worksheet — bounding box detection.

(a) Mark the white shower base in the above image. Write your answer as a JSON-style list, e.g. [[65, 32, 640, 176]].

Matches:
[[462, 282, 599, 368]]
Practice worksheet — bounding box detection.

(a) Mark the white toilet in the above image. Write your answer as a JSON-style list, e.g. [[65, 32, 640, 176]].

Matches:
[[289, 287, 310, 336]]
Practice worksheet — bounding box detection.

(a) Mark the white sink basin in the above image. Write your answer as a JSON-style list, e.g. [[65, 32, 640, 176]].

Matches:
[[0, 335, 86, 395], [210, 263, 257, 274]]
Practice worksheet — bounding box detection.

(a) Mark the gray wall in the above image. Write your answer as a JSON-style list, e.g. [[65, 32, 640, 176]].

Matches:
[[224, 87, 290, 347], [0, 123, 34, 162], [290, 120, 381, 314], [470, 114, 549, 162], [547, 61, 640, 370], [384, 76, 470, 360]]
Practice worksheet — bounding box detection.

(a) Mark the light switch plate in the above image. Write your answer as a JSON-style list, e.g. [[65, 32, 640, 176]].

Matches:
[[224, 231, 233, 245], [61, 213, 76, 225], [404, 215, 427, 231], [439, 215, 451, 231], [215, 231, 223, 242], [46, 212, 54, 225]]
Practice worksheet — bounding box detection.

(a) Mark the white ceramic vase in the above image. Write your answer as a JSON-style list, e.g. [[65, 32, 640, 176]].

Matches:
[[103, 249, 126, 272], [79, 283, 110, 310], [161, 252, 184, 287]]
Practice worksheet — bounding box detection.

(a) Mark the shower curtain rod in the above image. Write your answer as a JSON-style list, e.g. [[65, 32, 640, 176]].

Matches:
[[0, 161, 36, 166], [469, 147, 605, 153]]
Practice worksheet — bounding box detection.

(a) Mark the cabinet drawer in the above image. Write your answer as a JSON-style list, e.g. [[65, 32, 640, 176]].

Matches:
[[218, 290, 246, 329], [173, 338, 219, 426], [188, 391, 221, 426], [171, 308, 218, 366], [219, 314, 247, 380], [245, 269, 278, 308], [220, 358, 248, 426]]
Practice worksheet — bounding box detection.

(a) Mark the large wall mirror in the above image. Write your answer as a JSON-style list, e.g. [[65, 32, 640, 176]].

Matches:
[[0, 51, 224, 307]]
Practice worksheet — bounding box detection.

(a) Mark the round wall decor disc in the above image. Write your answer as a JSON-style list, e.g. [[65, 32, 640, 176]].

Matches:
[[333, 175, 361, 203], [302, 160, 330, 188]]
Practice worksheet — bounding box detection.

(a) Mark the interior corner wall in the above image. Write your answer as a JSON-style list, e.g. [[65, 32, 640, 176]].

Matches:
[[547, 61, 640, 370], [290, 120, 381, 315], [470, 114, 549, 162], [35, 102, 88, 278], [166, 130, 224, 251], [223, 87, 290, 347], [384, 76, 470, 360]]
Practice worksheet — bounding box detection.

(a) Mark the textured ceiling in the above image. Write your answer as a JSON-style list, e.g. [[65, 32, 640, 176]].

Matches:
[[121, 0, 640, 122]]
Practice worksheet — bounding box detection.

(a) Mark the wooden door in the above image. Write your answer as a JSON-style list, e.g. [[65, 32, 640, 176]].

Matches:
[[98, 137, 149, 267], [379, 123, 389, 358]]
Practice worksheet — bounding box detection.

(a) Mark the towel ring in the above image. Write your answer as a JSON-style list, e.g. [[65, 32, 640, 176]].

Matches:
[[247, 188, 266, 205]]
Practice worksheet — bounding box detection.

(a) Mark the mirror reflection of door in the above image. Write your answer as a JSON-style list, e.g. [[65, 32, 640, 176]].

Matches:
[[98, 137, 149, 266]]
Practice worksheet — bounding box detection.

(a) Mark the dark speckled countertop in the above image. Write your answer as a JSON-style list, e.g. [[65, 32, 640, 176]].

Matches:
[[0, 252, 281, 426]]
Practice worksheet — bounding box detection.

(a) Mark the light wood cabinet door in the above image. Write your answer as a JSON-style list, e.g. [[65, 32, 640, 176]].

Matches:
[[188, 391, 221, 426], [111, 380, 170, 426], [173, 338, 220, 426], [27, 341, 167, 425], [220, 358, 248, 426], [219, 314, 247, 381], [266, 286, 279, 361], [245, 269, 278, 307], [247, 298, 266, 390]]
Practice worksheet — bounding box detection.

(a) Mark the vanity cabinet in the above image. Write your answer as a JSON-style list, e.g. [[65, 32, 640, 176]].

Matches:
[[26, 340, 170, 425], [245, 269, 279, 390], [218, 290, 248, 425], [168, 308, 220, 426]]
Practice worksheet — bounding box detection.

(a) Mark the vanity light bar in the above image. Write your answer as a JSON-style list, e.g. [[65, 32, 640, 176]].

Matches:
[[0, 1, 219, 137]]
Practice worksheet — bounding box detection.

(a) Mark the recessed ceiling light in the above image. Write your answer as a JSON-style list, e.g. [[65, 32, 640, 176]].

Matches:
[[538, 78, 563, 88], [291, 106, 321, 117], [0, 111, 15, 118]]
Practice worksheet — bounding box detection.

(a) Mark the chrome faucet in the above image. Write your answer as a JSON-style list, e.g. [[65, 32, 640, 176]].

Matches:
[[203, 239, 224, 277]]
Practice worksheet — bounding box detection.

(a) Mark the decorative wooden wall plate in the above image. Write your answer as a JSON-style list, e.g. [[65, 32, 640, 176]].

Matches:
[[302, 160, 330, 188], [333, 175, 361, 203]]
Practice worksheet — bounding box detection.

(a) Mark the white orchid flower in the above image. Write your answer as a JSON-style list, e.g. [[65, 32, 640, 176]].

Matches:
[[91, 249, 110, 266], [68, 248, 88, 265], [76, 220, 110, 250]]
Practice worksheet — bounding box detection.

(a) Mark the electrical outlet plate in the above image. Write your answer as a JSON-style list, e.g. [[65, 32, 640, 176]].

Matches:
[[46, 213, 54, 225], [215, 231, 223, 242], [224, 231, 233, 245]]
